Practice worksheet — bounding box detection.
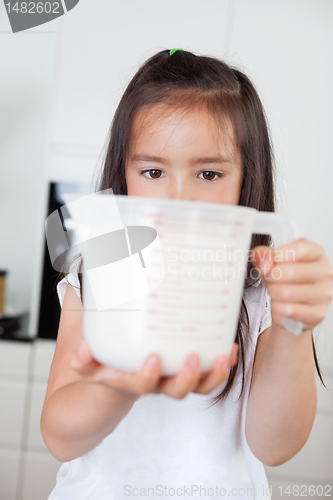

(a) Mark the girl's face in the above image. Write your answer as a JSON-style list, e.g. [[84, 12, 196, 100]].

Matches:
[[125, 106, 243, 205]]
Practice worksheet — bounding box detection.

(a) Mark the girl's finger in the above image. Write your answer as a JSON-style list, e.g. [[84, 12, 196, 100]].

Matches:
[[156, 354, 202, 399], [271, 300, 329, 329], [194, 344, 238, 395], [266, 280, 333, 304], [71, 340, 163, 395], [275, 238, 325, 263], [71, 340, 99, 372], [129, 354, 163, 394], [194, 355, 230, 394], [264, 261, 332, 284], [89, 354, 162, 396], [71, 353, 125, 386]]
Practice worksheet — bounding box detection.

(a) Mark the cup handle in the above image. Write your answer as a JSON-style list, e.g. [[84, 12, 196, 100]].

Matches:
[[252, 211, 304, 335]]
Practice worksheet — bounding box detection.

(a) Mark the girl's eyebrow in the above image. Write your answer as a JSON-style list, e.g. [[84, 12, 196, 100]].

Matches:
[[131, 154, 235, 165], [131, 154, 167, 164]]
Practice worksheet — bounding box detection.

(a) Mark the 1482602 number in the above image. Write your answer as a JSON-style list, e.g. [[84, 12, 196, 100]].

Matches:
[[278, 484, 332, 496], [5, 2, 60, 14]]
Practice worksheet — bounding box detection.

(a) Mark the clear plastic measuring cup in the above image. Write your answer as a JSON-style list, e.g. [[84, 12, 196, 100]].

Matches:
[[62, 190, 302, 375]]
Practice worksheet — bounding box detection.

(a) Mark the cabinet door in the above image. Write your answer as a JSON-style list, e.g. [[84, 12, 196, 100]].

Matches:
[[0, 379, 27, 447], [0, 341, 30, 379], [21, 451, 62, 500], [27, 340, 57, 451], [22, 341, 61, 500], [0, 341, 31, 500], [0, 342, 30, 448], [27, 381, 50, 451], [0, 449, 20, 500], [32, 339, 56, 381]]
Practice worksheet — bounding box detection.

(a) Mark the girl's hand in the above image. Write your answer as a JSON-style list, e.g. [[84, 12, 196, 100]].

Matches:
[[251, 238, 333, 331], [70, 341, 239, 400]]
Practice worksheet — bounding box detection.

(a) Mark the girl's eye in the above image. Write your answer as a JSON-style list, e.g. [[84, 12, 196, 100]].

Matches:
[[141, 169, 164, 179], [199, 171, 223, 181], [141, 169, 223, 181]]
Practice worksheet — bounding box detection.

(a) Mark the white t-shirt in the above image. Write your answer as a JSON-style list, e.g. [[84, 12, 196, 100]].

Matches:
[[48, 274, 272, 500]]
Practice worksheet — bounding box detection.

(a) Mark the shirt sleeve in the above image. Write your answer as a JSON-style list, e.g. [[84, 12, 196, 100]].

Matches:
[[258, 289, 272, 337], [56, 272, 81, 309]]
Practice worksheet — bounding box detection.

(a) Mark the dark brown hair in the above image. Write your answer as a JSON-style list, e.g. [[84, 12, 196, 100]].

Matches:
[[72, 49, 324, 402]]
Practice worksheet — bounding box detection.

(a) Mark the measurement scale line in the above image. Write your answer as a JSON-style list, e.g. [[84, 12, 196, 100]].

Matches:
[[156, 288, 229, 294], [162, 262, 236, 266], [161, 242, 235, 250], [160, 231, 234, 238], [159, 303, 227, 309], [151, 319, 225, 324], [155, 334, 224, 341], [151, 213, 230, 222]]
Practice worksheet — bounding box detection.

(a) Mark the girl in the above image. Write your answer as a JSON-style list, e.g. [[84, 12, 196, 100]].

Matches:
[[41, 49, 333, 500]]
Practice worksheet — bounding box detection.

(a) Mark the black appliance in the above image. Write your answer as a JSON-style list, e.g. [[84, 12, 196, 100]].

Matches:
[[37, 182, 91, 339]]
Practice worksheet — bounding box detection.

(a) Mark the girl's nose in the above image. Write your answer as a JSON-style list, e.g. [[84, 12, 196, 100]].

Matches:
[[167, 179, 193, 201]]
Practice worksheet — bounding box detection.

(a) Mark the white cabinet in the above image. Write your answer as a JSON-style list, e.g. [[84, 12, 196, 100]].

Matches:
[[0, 341, 30, 500], [26, 381, 50, 452], [0, 380, 27, 448], [0, 339, 61, 500], [0, 449, 21, 500], [21, 451, 62, 500], [26, 340, 58, 453], [0, 342, 30, 379]]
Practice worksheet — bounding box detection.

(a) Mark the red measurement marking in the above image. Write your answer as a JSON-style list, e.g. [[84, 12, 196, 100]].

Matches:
[[161, 319, 224, 325], [165, 277, 230, 282], [156, 333, 224, 341], [149, 312, 181, 317], [234, 221, 243, 226], [154, 212, 228, 224], [145, 213, 164, 218], [163, 231, 232, 239], [166, 261, 232, 267], [163, 242, 235, 250], [161, 288, 228, 294], [182, 327, 197, 332], [160, 302, 226, 310]]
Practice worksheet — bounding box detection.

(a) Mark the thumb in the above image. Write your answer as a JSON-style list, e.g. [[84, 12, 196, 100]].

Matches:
[[251, 246, 275, 278], [71, 340, 99, 372]]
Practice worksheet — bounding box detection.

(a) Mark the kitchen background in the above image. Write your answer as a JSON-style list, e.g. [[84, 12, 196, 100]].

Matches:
[[0, 0, 332, 499]]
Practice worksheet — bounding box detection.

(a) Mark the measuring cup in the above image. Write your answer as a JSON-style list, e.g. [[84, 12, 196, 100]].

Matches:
[[62, 190, 302, 376]]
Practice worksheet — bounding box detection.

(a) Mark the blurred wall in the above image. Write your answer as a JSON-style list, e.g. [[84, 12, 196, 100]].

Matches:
[[0, 13, 57, 313]]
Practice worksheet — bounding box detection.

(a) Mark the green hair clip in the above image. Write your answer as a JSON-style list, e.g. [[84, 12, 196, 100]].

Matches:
[[169, 48, 184, 56]]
